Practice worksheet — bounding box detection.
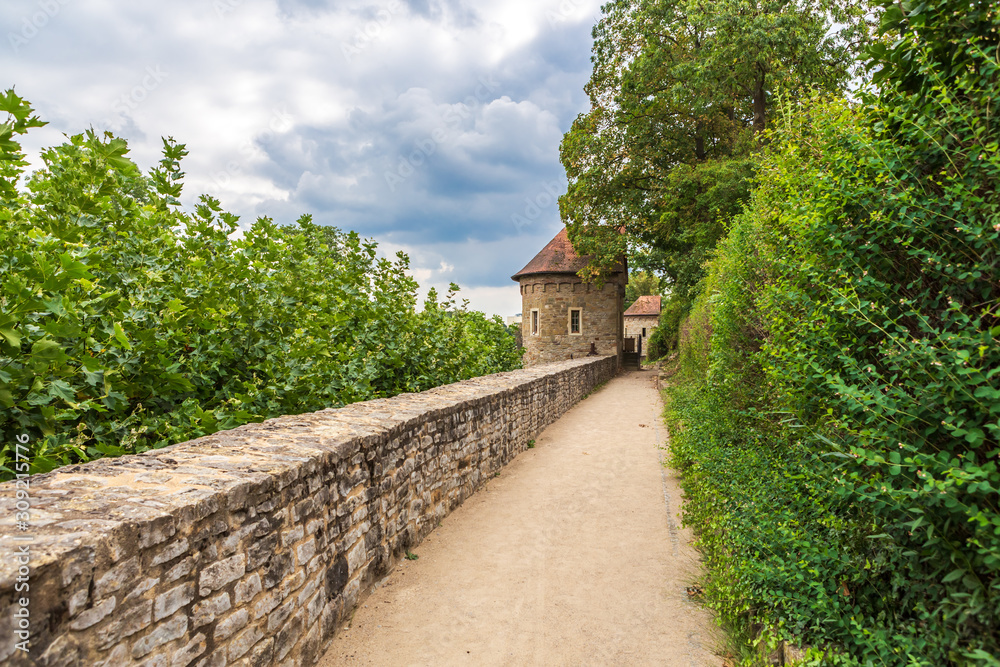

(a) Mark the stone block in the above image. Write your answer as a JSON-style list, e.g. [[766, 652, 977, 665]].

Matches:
[[192, 593, 231, 628], [273, 608, 305, 662], [131, 612, 187, 659], [248, 636, 274, 667], [228, 625, 264, 662], [138, 515, 177, 549], [61, 551, 95, 587], [68, 587, 90, 617], [96, 600, 153, 649], [247, 534, 279, 571], [137, 655, 169, 667], [150, 538, 190, 567], [199, 554, 246, 596], [296, 537, 316, 566], [234, 573, 262, 605], [279, 569, 305, 600], [194, 648, 228, 667], [95, 644, 129, 667], [69, 596, 116, 631], [251, 590, 280, 620], [154, 582, 195, 622], [164, 557, 194, 583], [124, 577, 161, 604], [37, 634, 81, 667], [94, 556, 140, 599], [346, 541, 367, 574], [171, 632, 207, 667], [214, 609, 249, 641], [306, 589, 325, 626], [261, 552, 292, 590], [266, 596, 296, 634]]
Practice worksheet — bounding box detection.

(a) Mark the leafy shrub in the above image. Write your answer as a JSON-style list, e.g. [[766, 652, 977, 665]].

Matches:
[[646, 292, 691, 359], [0, 93, 521, 478], [665, 0, 1000, 662]]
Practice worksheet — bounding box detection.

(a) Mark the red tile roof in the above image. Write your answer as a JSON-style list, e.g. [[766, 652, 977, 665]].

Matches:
[[624, 295, 661, 317], [511, 228, 590, 280]]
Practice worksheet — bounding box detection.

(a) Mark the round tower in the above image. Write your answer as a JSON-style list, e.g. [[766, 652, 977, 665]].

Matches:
[[511, 228, 625, 367]]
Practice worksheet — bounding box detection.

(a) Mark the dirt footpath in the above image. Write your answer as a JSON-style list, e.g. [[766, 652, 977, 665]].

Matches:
[[318, 369, 722, 667]]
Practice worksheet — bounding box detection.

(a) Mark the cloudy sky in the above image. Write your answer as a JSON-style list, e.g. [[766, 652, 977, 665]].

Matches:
[[1, 0, 604, 317]]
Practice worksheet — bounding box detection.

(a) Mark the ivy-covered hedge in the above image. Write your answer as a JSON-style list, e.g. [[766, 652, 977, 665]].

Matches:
[[665, 1, 998, 664], [0, 94, 521, 479]]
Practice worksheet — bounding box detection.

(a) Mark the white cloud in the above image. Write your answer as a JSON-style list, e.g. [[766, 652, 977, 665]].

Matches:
[[2, 0, 603, 317]]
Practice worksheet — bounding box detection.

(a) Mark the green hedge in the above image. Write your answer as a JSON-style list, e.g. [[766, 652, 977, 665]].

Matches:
[[665, 1, 999, 663], [0, 93, 522, 478], [646, 292, 690, 360]]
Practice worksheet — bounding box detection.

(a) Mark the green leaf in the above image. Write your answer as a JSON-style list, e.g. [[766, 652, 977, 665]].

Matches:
[[58, 253, 92, 280], [965, 428, 986, 447], [43, 296, 66, 317], [31, 338, 65, 361], [941, 568, 966, 584], [112, 322, 132, 350], [0, 327, 20, 348], [47, 380, 76, 403]]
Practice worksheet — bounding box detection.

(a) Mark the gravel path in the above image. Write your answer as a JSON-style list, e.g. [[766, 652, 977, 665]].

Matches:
[[318, 369, 722, 666]]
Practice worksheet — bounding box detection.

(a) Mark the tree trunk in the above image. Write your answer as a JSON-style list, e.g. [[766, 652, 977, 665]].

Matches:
[[753, 71, 767, 134], [694, 121, 706, 160]]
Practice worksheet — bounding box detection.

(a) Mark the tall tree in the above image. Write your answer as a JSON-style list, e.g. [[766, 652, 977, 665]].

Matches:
[[560, 0, 875, 295]]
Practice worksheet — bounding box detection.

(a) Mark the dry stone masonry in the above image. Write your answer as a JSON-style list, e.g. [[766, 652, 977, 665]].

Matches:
[[512, 228, 626, 367], [0, 356, 616, 667]]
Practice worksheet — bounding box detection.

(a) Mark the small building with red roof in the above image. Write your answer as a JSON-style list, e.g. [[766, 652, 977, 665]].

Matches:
[[511, 228, 626, 367]]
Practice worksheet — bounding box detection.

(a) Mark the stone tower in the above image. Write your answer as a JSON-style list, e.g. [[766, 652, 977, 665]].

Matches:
[[511, 228, 625, 367]]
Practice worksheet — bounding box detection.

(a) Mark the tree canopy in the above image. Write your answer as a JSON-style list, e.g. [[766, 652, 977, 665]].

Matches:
[[624, 270, 663, 310], [559, 0, 875, 297], [0, 93, 522, 478]]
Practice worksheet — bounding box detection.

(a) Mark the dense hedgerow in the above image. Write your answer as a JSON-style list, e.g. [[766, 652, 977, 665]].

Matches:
[[666, 1, 998, 664], [0, 93, 522, 479], [646, 292, 691, 359]]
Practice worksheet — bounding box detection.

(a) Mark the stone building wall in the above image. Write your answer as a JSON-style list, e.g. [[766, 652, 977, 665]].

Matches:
[[518, 274, 625, 366], [624, 315, 660, 357], [0, 357, 616, 667]]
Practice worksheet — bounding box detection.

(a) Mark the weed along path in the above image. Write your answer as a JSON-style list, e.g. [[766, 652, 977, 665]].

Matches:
[[319, 369, 721, 666]]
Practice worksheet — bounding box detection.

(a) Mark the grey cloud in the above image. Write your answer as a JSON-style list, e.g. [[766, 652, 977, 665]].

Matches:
[[1, 0, 604, 315], [401, 0, 479, 27]]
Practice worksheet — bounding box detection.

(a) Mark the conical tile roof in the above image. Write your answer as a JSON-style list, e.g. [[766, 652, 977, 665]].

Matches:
[[511, 228, 590, 280]]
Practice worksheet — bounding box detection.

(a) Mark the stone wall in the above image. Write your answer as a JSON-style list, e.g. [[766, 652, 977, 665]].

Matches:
[[0, 356, 616, 667], [518, 273, 625, 366]]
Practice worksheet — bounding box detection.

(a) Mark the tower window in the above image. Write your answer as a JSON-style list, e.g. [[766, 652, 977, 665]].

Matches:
[[642, 327, 646, 337], [569, 308, 582, 335], [531, 309, 539, 335]]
